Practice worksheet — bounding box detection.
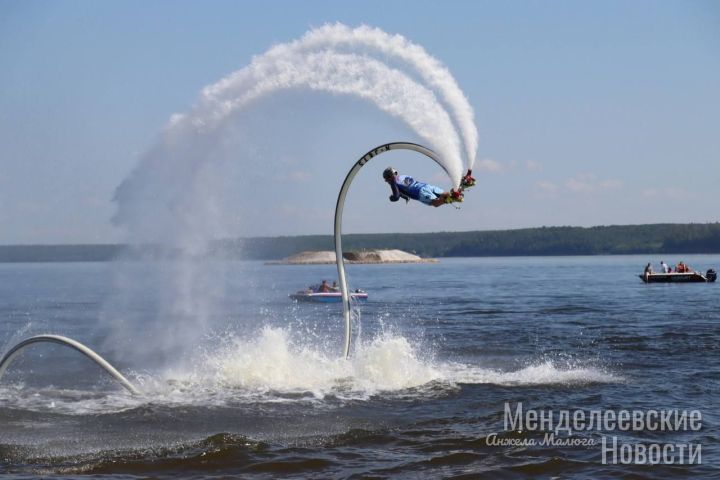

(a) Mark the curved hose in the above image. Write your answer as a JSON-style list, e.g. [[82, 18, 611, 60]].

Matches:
[[334, 142, 446, 358], [0, 334, 140, 395]]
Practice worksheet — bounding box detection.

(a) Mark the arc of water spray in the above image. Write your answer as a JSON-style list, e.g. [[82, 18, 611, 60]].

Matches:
[[205, 23, 478, 169], [0, 335, 140, 395], [293, 23, 478, 168], [188, 51, 463, 186], [115, 24, 471, 233], [335, 142, 446, 358], [110, 26, 475, 361]]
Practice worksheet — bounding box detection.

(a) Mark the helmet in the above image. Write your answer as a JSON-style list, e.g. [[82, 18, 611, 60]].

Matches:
[[383, 167, 398, 181]]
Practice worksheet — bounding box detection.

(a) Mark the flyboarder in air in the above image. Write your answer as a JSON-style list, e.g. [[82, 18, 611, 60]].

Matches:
[[382, 167, 475, 207]]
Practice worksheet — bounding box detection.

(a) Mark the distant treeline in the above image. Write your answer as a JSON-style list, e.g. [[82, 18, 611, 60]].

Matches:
[[1, 223, 719, 263]]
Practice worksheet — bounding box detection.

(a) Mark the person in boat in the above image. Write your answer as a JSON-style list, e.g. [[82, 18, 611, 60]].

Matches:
[[676, 261, 687, 273], [383, 167, 464, 207], [644, 263, 653, 275], [661, 261, 670, 273], [331, 281, 339, 292], [318, 280, 331, 293]]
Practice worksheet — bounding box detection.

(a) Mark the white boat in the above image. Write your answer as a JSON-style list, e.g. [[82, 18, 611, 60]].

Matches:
[[639, 269, 716, 283], [289, 289, 369, 303]]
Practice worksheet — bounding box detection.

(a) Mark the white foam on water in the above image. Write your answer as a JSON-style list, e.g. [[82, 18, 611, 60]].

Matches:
[[200, 327, 621, 395], [442, 360, 621, 386], [0, 327, 622, 415], [203, 327, 442, 399]]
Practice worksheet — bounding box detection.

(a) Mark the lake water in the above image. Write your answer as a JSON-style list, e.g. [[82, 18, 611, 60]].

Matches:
[[0, 255, 718, 478]]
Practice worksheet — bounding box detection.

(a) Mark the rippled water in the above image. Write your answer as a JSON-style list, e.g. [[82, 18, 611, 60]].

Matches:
[[0, 255, 718, 478]]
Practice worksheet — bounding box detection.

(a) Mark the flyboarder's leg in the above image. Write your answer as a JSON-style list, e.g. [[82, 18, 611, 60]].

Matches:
[[461, 169, 476, 189]]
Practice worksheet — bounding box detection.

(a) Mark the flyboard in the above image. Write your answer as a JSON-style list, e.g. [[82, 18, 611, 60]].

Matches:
[[334, 142, 473, 358]]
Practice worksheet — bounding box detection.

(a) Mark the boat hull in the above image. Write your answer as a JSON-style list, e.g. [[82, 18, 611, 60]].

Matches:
[[290, 292, 369, 303], [639, 272, 715, 283]]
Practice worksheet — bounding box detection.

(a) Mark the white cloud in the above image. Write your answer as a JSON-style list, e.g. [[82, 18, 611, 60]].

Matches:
[[642, 187, 691, 199], [475, 158, 502, 173], [289, 170, 312, 182], [534, 174, 623, 197], [536, 181, 558, 192], [564, 173, 622, 193], [642, 188, 658, 197], [525, 160, 542, 172], [565, 177, 595, 193], [599, 179, 623, 189]]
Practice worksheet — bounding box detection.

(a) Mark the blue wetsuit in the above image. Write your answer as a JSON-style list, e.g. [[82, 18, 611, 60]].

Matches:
[[389, 175, 445, 205]]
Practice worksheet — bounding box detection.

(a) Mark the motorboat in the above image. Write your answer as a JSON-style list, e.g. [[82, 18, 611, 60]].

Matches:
[[639, 269, 717, 283], [290, 289, 369, 303]]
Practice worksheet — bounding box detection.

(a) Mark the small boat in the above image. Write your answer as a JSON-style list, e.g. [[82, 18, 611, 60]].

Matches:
[[639, 269, 717, 283], [290, 289, 369, 303]]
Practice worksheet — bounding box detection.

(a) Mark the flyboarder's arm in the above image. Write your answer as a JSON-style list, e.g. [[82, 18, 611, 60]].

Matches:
[[388, 181, 409, 202]]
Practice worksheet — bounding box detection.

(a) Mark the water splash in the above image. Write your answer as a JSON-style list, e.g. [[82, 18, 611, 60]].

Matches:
[[205, 327, 621, 396], [206, 327, 442, 398], [0, 327, 621, 415], [443, 360, 621, 386], [108, 24, 476, 364]]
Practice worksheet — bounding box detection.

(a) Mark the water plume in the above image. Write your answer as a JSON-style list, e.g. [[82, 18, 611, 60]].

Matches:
[[116, 23, 474, 240], [286, 23, 478, 168], [109, 24, 475, 366], [169, 51, 463, 185], [197, 23, 477, 169]]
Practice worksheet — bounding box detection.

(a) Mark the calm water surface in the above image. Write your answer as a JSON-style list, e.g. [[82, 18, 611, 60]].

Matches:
[[0, 255, 718, 479]]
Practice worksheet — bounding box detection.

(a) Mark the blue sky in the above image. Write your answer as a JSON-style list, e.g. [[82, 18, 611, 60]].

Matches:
[[1, 0, 718, 244]]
